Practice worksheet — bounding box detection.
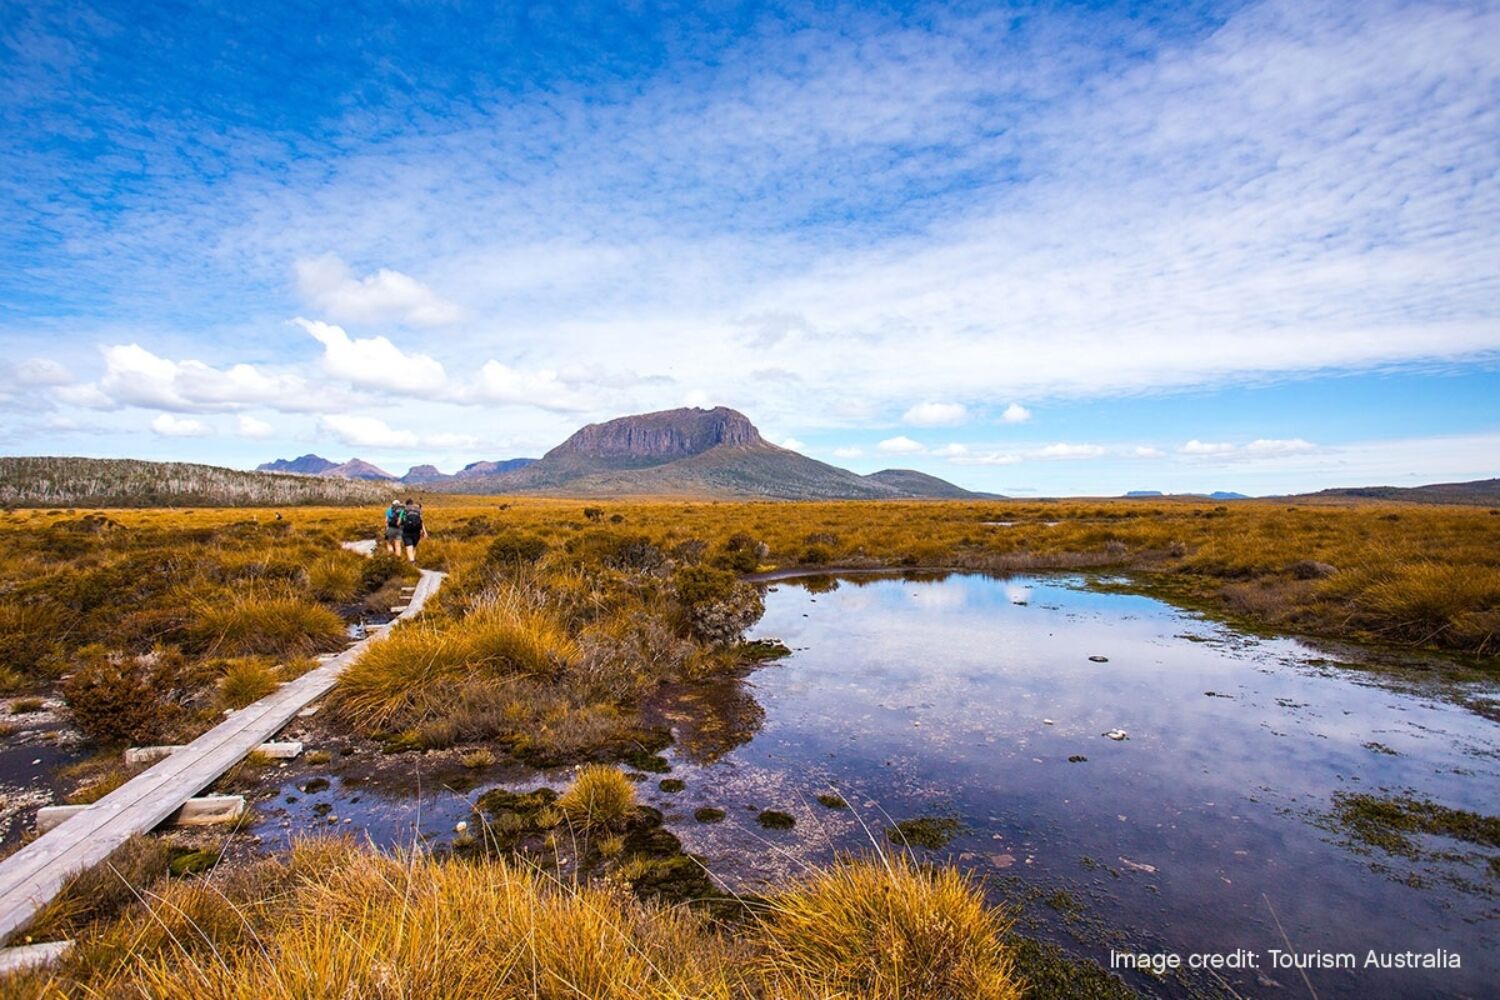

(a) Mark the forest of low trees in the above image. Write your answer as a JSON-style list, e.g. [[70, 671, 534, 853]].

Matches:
[[0, 457, 387, 507]]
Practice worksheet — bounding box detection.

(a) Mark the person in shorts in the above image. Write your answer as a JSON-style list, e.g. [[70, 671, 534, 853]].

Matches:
[[383, 499, 405, 555], [399, 499, 426, 563]]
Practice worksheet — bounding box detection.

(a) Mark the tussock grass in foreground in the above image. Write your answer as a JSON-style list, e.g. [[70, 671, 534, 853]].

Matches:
[[758, 853, 1020, 1000], [8, 841, 1022, 1000]]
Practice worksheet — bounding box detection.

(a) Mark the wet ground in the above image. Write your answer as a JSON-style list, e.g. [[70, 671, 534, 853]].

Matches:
[[245, 572, 1498, 998], [0, 699, 87, 850]]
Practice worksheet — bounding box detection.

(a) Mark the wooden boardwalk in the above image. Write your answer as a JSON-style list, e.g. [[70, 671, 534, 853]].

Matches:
[[0, 542, 443, 944]]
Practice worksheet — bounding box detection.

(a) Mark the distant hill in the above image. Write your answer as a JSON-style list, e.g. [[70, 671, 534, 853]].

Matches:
[[1297, 478, 1500, 505], [865, 468, 997, 498], [257, 453, 337, 475], [0, 456, 388, 507], [322, 458, 396, 480], [454, 458, 538, 479], [438, 407, 983, 500]]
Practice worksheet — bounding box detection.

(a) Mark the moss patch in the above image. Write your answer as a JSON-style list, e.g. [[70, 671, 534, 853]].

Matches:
[[168, 848, 221, 877], [887, 816, 963, 849], [658, 778, 685, 793], [1332, 793, 1500, 856], [1008, 936, 1138, 999], [757, 809, 796, 830], [815, 793, 848, 810], [694, 807, 726, 823]]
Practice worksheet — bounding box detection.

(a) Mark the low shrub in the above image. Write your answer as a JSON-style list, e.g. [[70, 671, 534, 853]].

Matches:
[[485, 531, 549, 566], [61, 646, 195, 745]]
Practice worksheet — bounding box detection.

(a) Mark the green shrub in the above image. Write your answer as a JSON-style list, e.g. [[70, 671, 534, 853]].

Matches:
[[486, 531, 549, 566]]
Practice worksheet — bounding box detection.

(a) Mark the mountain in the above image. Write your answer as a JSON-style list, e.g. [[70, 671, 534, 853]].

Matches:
[[0, 457, 388, 507], [454, 458, 538, 478], [1296, 478, 1500, 506], [322, 458, 396, 480], [1208, 491, 1250, 501], [436, 407, 983, 500], [1124, 490, 1163, 497], [864, 468, 995, 498], [256, 454, 337, 475], [400, 464, 447, 484]]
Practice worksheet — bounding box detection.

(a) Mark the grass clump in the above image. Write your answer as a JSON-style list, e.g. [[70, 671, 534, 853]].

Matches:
[[558, 765, 636, 829], [189, 592, 345, 658], [757, 853, 1019, 1000], [217, 657, 279, 709], [461, 748, 496, 769]]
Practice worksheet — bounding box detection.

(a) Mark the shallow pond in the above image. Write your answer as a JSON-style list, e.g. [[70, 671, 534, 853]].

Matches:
[[253, 572, 1498, 998]]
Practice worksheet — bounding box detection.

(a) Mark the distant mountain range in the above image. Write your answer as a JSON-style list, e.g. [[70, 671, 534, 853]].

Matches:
[[1123, 490, 1251, 500], [255, 407, 991, 500], [255, 454, 540, 485]]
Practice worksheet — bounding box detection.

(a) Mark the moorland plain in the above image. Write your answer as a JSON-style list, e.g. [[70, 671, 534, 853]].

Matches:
[[2, 496, 1497, 998]]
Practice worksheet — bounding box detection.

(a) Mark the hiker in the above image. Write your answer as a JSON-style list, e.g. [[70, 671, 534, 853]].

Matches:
[[400, 498, 427, 563], [384, 498, 405, 556]]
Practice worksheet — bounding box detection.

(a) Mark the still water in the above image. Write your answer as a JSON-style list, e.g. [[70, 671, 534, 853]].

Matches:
[[255, 572, 1497, 998]]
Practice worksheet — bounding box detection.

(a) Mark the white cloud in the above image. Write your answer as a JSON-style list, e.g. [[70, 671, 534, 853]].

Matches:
[[295, 253, 464, 327], [1000, 403, 1032, 424], [1181, 439, 1236, 456], [832, 446, 864, 458], [877, 435, 925, 454], [779, 436, 807, 451], [1035, 443, 1106, 459], [58, 344, 309, 413], [683, 389, 713, 407], [1131, 446, 1166, 459], [296, 318, 447, 396], [470, 361, 592, 412], [236, 415, 275, 439], [1246, 437, 1318, 457], [933, 443, 969, 457], [903, 401, 967, 426], [950, 450, 1022, 466], [150, 413, 208, 437], [13, 358, 72, 386], [320, 414, 419, 449]]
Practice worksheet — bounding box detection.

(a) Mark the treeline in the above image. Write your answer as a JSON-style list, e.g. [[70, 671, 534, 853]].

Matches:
[[0, 456, 387, 507]]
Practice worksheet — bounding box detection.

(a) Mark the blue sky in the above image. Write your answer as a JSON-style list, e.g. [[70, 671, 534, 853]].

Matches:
[[1, 0, 1497, 495]]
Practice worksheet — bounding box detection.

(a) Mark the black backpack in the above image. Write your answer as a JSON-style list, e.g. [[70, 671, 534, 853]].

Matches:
[[402, 506, 423, 533]]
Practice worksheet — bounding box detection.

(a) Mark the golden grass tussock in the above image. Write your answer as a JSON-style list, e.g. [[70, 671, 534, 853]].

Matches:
[[216, 656, 280, 708], [9, 840, 1019, 1000], [332, 586, 579, 735], [757, 853, 1020, 1000], [306, 550, 364, 602], [188, 590, 346, 658], [557, 764, 637, 829]]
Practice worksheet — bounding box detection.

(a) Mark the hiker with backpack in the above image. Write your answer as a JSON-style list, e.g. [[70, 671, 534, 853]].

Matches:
[[399, 498, 427, 563], [383, 499, 405, 556]]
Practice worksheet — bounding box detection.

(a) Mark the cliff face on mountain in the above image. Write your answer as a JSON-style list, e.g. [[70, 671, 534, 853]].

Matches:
[[256, 454, 338, 475], [544, 407, 765, 465]]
